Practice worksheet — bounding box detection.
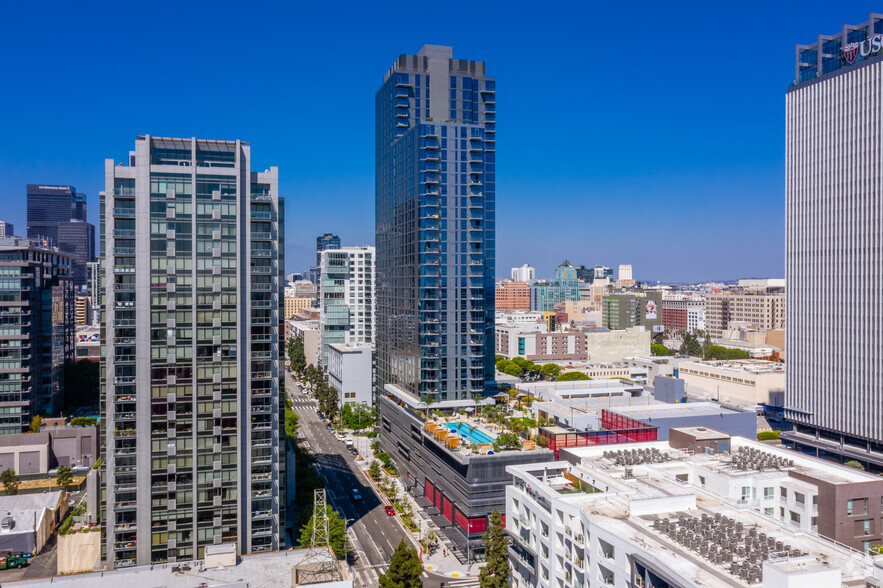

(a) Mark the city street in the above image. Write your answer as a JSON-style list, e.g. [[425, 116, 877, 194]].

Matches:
[[284, 370, 411, 587]]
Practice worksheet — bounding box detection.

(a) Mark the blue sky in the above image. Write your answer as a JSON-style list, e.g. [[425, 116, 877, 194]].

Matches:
[[0, 2, 866, 282]]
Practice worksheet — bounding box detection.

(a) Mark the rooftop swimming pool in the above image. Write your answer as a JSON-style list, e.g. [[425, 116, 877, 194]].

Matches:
[[446, 422, 495, 445]]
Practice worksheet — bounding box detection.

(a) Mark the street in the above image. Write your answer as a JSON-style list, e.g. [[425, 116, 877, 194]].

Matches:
[[285, 370, 411, 587]]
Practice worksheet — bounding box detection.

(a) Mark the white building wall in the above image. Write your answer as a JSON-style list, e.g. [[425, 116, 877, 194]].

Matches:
[[785, 55, 883, 442]]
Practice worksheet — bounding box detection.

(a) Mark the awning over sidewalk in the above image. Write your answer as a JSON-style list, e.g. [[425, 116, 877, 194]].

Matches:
[[442, 527, 484, 551], [415, 496, 433, 509], [428, 513, 452, 528]]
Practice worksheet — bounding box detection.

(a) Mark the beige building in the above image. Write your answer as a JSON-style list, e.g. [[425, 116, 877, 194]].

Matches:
[[677, 359, 785, 406], [286, 319, 321, 367], [584, 326, 651, 363], [567, 363, 630, 379], [705, 293, 785, 339], [284, 296, 312, 319], [75, 296, 91, 326]]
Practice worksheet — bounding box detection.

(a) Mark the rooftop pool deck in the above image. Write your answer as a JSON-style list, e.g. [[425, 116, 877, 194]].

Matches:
[[446, 422, 496, 445]]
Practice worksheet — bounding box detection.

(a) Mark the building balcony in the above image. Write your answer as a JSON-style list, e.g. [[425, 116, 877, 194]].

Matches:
[[251, 249, 272, 258], [113, 247, 135, 256], [113, 208, 136, 218], [113, 267, 135, 274], [251, 193, 272, 201], [251, 232, 273, 240], [113, 229, 135, 238], [251, 283, 273, 291]]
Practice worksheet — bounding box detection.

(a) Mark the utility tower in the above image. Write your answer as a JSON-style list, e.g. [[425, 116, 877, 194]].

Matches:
[[294, 489, 340, 585]]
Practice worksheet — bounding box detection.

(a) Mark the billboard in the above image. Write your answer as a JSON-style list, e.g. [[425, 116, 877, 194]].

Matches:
[[645, 300, 657, 320]]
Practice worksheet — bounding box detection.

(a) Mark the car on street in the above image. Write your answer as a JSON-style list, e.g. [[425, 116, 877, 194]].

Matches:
[[352, 489, 361, 501], [336, 434, 345, 442], [385, 506, 395, 516], [71, 465, 89, 473]]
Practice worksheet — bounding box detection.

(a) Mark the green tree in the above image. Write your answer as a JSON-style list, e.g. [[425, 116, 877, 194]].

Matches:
[[56, 466, 73, 490], [379, 539, 423, 588], [0, 469, 20, 496], [701, 335, 713, 356], [368, 460, 382, 481], [651, 343, 671, 356], [845, 460, 865, 471], [288, 336, 306, 377], [480, 509, 510, 588], [540, 364, 561, 378], [680, 333, 702, 357], [494, 432, 522, 451], [555, 372, 590, 382], [285, 399, 299, 438], [29, 415, 43, 433], [501, 363, 523, 378], [297, 505, 348, 559], [511, 357, 529, 369]]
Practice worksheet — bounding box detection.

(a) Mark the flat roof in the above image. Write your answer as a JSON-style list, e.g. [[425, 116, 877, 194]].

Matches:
[[670, 426, 731, 441], [608, 402, 747, 420]]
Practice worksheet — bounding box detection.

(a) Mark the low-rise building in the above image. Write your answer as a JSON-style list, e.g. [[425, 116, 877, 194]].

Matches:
[[661, 294, 705, 332], [603, 402, 756, 440], [0, 425, 99, 473], [0, 491, 69, 555], [327, 344, 373, 408], [506, 438, 880, 588], [286, 318, 320, 367], [717, 322, 778, 358], [291, 279, 318, 299], [584, 326, 651, 363], [496, 310, 545, 328], [496, 326, 586, 362], [678, 359, 785, 407], [377, 394, 552, 558], [622, 356, 678, 384]]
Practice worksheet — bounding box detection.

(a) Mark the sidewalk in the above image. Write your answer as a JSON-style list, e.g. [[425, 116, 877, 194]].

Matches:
[[352, 434, 481, 580]]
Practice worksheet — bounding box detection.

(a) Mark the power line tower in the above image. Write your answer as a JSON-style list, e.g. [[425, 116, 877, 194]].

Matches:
[[294, 489, 340, 585]]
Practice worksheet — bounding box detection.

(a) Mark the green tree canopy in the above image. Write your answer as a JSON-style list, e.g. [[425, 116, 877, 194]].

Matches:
[[0, 469, 20, 496], [29, 415, 43, 433], [341, 403, 375, 430], [555, 372, 590, 382], [679, 333, 703, 357], [379, 540, 423, 588], [288, 336, 307, 376], [501, 363, 523, 378], [704, 346, 749, 360], [56, 466, 73, 490], [510, 357, 529, 368], [651, 343, 673, 357], [540, 363, 561, 378], [297, 505, 348, 559], [480, 509, 511, 588], [493, 432, 522, 451]]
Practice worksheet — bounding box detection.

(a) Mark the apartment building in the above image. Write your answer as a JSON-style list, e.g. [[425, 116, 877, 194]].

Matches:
[[318, 246, 374, 365], [496, 279, 530, 311], [100, 136, 284, 566], [506, 438, 880, 588], [705, 293, 785, 339]]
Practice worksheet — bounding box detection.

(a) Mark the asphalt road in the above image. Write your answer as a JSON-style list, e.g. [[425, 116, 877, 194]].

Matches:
[[285, 370, 410, 587]]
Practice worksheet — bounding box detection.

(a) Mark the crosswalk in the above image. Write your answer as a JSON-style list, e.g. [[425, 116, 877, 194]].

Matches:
[[352, 565, 381, 587], [351, 566, 480, 587]]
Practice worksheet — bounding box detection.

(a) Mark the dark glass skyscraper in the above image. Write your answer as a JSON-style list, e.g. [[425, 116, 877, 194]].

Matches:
[[27, 184, 95, 288], [375, 45, 496, 403]]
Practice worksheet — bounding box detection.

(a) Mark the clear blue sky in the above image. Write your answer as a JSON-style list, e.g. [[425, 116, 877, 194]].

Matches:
[[0, 2, 865, 282]]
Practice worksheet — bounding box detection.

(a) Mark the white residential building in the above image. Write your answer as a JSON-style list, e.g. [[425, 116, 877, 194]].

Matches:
[[318, 246, 374, 365], [506, 439, 878, 588], [496, 310, 545, 327], [617, 264, 632, 281], [512, 264, 536, 283], [687, 307, 706, 332], [327, 343, 374, 408]]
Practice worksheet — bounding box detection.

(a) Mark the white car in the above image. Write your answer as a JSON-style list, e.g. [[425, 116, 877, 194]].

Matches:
[[344, 438, 354, 447], [335, 434, 345, 442]]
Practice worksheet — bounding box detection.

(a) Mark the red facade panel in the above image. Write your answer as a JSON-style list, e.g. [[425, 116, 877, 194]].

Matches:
[[443, 497, 453, 522]]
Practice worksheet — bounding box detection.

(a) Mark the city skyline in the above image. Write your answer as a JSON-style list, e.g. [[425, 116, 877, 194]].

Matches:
[[1, 2, 867, 282]]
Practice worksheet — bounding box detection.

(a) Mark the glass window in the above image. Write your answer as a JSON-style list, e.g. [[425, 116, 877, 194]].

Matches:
[[847, 499, 853, 516]]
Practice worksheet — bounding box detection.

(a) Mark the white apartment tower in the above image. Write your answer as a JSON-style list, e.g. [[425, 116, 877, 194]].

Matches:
[[100, 136, 284, 567], [511, 264, 535, 283], [618, 264, 632, 281], [318, 246, 374, 365], [784, 14, 883, 468]]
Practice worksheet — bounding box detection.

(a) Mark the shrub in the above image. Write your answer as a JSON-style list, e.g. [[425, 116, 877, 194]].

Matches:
[[555, 372, 590, 382], [70, 417, 98, 427], [757, 431, 780, 441], [845, 460, 865, 471]]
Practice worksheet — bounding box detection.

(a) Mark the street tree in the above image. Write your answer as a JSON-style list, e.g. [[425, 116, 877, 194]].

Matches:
[[379, 539, 423, 588], [480, 509, 510, 588]]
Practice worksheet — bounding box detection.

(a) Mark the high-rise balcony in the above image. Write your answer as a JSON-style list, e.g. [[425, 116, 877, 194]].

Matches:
[[113, 229, 136, 238], [113, 208, 135, 218]]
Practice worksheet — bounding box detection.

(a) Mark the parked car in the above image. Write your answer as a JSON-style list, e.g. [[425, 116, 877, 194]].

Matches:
[[71, 465, 89, 473], [385, 506, 396, 516], [344, 437, 353, 447], [336, 434, 346, 442], [352, 489, 361, 501]]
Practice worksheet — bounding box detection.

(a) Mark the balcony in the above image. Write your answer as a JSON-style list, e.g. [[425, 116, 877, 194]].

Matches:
[[113, 208, 136, 218], [251, 266, 272, 274], [113, 229, 135, 238]]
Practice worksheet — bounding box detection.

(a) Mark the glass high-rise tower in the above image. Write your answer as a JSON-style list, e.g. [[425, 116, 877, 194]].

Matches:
[[100, 136, 284, 567], [375, 45, 496, 403]]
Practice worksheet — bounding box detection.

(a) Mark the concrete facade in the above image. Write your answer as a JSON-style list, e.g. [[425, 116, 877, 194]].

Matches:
[[602, 291, 663, 333], [327, 344, 373, 408], [318, 246, 374, 365], [678, 359, 785, 406], [705, 293, 785, 339], [584, 326, 651, 363]]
